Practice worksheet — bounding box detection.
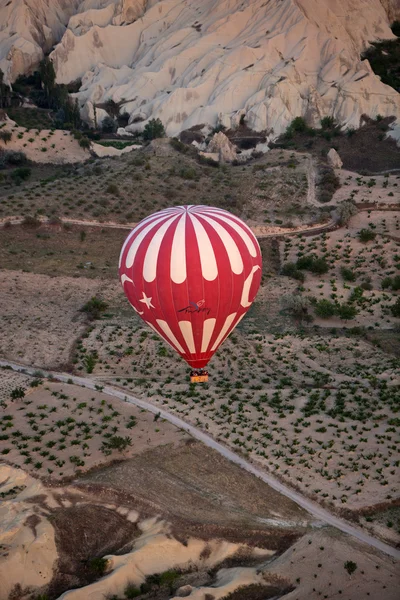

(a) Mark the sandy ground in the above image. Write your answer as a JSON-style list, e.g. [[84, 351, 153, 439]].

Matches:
[[0, 464, 58, 600], [328, 169, 400, 207], [266, 526, 400, 600], [0, 119, 89, 164], [0, 380, 186, 480], [0, 270, 117, 369]]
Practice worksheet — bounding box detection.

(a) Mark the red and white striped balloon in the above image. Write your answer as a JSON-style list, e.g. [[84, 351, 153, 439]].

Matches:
[[119, 205, 262, 369]]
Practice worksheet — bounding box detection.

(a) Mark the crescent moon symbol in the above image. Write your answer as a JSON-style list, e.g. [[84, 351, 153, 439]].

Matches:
[[240, 266, 261, 308]]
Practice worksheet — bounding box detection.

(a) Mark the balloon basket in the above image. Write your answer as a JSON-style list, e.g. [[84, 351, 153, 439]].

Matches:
[[190, 370, 209, 384]]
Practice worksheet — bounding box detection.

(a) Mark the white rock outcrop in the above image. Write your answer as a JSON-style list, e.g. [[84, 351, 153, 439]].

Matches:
[[207, 132, 238, 163], [0, 465, 58, 600], [91, 141, 141, 157], [1, 0, 399, 139], [327, 148, 343, 169]]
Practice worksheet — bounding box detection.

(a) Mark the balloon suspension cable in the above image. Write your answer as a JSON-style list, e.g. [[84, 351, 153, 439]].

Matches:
[[190, 369, 209, 383]]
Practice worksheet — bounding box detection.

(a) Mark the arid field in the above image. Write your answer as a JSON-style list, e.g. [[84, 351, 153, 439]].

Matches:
[[1, 133, 399, 600]]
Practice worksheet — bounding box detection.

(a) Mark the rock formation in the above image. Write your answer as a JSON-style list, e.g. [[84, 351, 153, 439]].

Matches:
[[1, 0, 399, 138], [327, 148, 344, 169], [207, 132, 238, 163]]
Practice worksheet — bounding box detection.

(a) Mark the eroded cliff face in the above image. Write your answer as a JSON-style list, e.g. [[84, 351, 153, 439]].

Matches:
[[1, 0, 399, 136], [380, 0, 400, 22]]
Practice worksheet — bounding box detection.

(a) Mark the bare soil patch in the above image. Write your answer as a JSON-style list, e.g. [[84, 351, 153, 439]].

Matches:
[[82, 439, 309, 543], [0, 223, 126, 279], [0, 270, 117, 369]]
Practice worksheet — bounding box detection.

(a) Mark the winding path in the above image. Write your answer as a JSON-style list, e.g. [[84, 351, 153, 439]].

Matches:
[[0, 214, 338, 239], [1, 359, 399, 561]]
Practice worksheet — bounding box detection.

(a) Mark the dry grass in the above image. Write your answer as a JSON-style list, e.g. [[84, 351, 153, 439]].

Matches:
[[0, 223, 126, 279]]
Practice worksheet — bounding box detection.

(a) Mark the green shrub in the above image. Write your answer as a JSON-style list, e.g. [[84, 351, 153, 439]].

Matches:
[[106, 182, 120, 195], [296, 255, 314, 270], [12, 167, 31, 181], [290, 117, 308, 132], [3, 150, 27, 165], [101, 435, 132, 455], [89, 557, 108, 576], [296, 255, 328, 275], [102, 116, 117, 133], [281, 262, 305, 282], [337, 304, 358, 320], [11, 386, 25, 400], [178, 166, 197, 180], [124, 583, 141, 598], [344, 561, 357, 575], [309, 258, 329, 275], [170, 137, 189, 153], [391, 298, 400, 318], [336, 201, 358, 225], [321, 116, 336, 129], [0, 130, 12, 144], [79, 137, 91, 149], [143, 118, 165, 141], [358, 229, 376, 242], [81, 296, 108, 320], [315, 300, 337, 318], [340, 267, 356, 282]]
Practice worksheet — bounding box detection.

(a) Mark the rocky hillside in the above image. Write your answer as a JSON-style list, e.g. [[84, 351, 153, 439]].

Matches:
[[1, 0, 400, 137]]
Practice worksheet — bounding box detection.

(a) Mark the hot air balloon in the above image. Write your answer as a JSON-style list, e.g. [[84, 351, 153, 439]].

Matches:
[[119, 205, 262, 382]]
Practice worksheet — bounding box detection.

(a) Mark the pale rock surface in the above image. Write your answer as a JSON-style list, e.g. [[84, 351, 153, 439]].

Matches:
[[1, 0, 399, 139], [207, 131, 238, 163], [0, 465, 58, 600], [0, 0, 81, 83], [327, 148, 343, 169], [117, 127, 134, 136], [91, 141, 141, 156], [387, 119, 400, 146], [57, 517, 274, 600], [47, 0, 400, 137]]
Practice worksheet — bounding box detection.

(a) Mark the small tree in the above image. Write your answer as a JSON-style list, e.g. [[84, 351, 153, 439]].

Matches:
[[290, 117, 308, 132], [340, 266, 356, 282], [310, 257, 329, 275], [79, 137, 91, 149], [315, 299, 337, 318], [344, 561, 357, 575], [143, 118, 165, 141], [39, 57, 57, 105], [101, 435, 132, 455], [89, 557, 108, 576], [338, 303, 357, 320], [359, 229, 376, 243], [321, 116, 336, 129], [0, 68, 11, 108], [0, 130, 12, 144], [81, 296, 108, 320], [11, 387, 25, 401], [102, 115, 117, 133], [391, 298, 400, 318], [281, 294, 311, 323], [337, 201, 358, 225]]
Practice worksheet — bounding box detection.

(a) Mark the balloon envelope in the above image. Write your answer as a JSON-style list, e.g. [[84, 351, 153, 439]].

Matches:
[[119, 205, 262, 369]]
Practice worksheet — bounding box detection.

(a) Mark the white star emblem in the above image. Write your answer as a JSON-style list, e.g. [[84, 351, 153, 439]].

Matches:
[[139, 292, 155, 309]]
